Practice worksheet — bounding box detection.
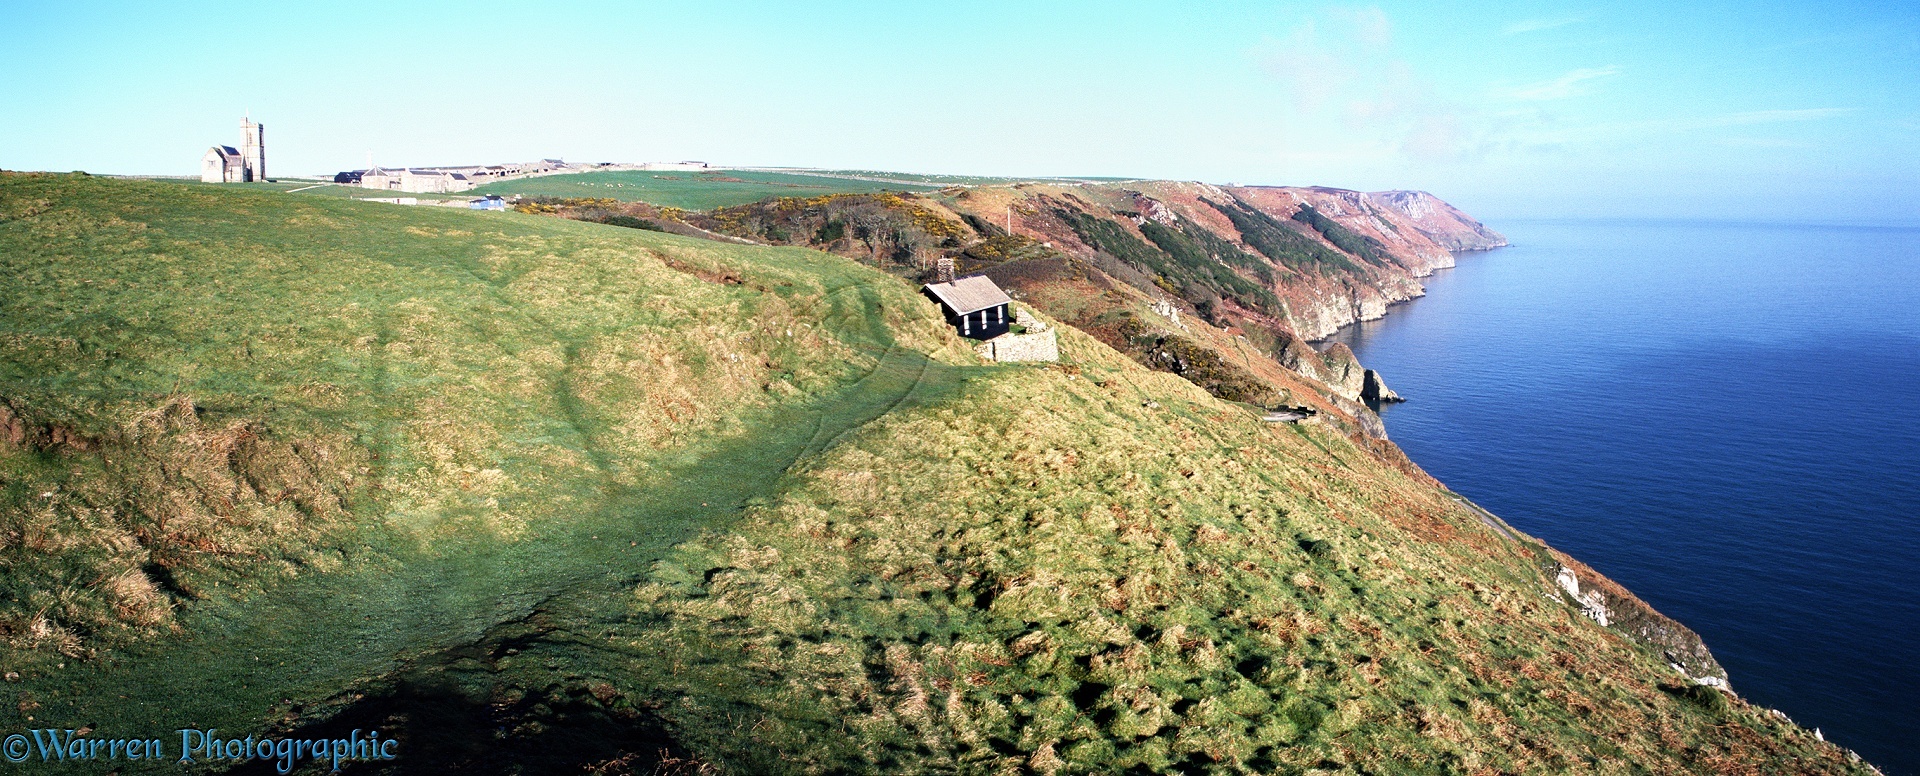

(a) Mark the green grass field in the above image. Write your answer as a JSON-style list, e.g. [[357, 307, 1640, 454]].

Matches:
[[470, 169, 944, 210], [0, 172, 974, 770], [180, 179, 473, 202], [0, 173, 1867, 774]]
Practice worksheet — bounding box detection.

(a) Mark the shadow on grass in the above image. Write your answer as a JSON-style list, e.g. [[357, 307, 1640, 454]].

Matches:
[[222, 673, 707, 775]]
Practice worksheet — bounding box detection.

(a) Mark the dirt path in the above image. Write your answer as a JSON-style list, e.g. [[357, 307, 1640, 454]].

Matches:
[[1450, 492, 1521, 542]]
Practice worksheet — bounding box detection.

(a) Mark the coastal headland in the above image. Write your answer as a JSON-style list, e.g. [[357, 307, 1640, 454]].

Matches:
[[0, 170, 1876, 773]]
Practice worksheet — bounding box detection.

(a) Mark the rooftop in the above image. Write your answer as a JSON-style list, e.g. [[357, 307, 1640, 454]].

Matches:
[[923, 275, 1012, 316]]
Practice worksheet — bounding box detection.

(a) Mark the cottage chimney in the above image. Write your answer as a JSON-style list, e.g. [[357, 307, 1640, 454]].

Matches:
[[935, 257, 955, 284]]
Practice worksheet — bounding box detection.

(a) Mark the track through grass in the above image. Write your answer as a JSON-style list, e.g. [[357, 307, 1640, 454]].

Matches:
[[0, 174, 980, 772], [18, 347, 968, 770]]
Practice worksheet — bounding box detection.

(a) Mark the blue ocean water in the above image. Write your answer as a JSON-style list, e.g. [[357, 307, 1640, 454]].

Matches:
[[1328, 219, 1920, 773]]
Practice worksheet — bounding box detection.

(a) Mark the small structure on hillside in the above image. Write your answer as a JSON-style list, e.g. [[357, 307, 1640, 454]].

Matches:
[[468, 195, 509, 211], [922, 266, 1059, 362], [200, 116, 266, 183], [923, 274, 1013, 340], [358, 166, 475, 193], [1262, 406, 1317, 423]]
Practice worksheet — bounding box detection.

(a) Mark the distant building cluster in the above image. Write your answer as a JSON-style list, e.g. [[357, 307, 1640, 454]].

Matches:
[[334, 160, 569, 193], [191, 114, 717, 194], [201, 117, 266, 183]]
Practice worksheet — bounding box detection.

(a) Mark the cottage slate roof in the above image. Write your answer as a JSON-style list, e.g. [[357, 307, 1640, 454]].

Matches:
[[923, 275, 1012, 316]]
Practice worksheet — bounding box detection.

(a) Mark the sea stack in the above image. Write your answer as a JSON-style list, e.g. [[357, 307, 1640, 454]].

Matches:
[[1362, 368, 1403, 403]]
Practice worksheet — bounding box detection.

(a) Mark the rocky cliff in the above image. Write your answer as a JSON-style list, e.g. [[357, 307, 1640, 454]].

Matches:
[[662, 179, 1501, 433]]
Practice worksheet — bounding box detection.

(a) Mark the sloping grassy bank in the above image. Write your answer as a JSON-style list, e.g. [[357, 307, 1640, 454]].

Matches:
[[598, 349, 1858, 773], [0, 174, 1870, 774], [0, 173, 973, 768]]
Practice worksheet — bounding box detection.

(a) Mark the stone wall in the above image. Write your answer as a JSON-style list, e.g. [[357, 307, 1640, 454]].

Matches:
[[976, 305, 1060, 362], [977, 330, 1059, 363]]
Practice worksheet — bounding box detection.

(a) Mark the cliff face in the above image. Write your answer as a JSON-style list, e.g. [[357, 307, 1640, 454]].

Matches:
[[684, 181, 1504, 343], [1369, 189, 1512, 252], [676, 179, 1502, 426]]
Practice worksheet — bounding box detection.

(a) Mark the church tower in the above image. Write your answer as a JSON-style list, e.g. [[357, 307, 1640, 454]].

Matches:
[[240, 116, 266, 181]]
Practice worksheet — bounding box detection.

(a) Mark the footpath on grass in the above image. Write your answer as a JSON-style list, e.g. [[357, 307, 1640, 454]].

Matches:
[[2, 283, 975, 773]]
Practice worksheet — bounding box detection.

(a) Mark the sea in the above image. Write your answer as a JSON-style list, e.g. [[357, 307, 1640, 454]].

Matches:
[[1326, 218, 1920, 773]]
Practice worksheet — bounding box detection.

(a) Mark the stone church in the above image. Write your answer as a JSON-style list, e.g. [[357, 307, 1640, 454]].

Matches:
[[201, 117, 266, 183]]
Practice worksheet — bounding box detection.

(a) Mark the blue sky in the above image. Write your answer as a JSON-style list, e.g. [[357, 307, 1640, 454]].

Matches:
[[2, 1, 1915, 222]]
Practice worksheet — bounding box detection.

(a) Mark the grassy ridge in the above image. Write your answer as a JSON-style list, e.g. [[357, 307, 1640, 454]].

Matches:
[[471, 170, 941, 210], [1288, 203, 1394, 268]]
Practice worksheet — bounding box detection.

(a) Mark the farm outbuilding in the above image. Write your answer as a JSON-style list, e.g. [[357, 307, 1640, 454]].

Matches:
[[358, 166, 475, 194], [923, 275, 1013, 340]]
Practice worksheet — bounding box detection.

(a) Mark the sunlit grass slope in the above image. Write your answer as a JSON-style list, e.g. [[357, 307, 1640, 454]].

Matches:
[[0, 172, 971, 739], [0, 173, 1868, 774], [188, 180, 472, 202], [471, 169, 941, 210], [605, 356, 1863, 774]]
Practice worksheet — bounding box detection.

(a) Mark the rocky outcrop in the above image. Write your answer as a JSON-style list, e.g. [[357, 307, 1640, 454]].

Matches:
[[1315, 343, 1367, 401], [1362, 369, 1402, 403], [1114, 317, 1282, 407], [1335, 395, 1389, 440], [1546, 550, 1729, 687], [1273, 336, 1366, 402], [1368, 190, 1510, 252]]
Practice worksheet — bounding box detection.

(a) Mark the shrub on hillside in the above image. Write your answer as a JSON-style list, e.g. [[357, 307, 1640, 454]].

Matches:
[[1290, 203, 1394, 267], [1203, 197, 1362, 275]]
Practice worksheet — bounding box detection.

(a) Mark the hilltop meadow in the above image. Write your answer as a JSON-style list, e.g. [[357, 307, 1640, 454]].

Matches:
[[470, 169, 944, 211]]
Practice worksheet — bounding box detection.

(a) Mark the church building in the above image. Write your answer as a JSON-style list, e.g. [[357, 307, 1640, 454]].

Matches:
[[201, 117, 266, 183]]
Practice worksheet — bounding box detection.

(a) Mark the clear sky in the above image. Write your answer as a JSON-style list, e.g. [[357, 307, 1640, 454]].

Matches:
[[3, 1, 1915, 222]]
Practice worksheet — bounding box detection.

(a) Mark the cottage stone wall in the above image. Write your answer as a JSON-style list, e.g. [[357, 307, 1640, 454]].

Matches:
[[975, 306, 1060, 363], [977, 330, 1059, 363]]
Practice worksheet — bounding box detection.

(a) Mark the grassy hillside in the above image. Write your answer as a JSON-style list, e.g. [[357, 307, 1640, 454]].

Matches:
[[0, 174, 1869, 774], [0, 171, 969, 753], [195, 180, 474, 202], [470, 170, 942, 210]]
